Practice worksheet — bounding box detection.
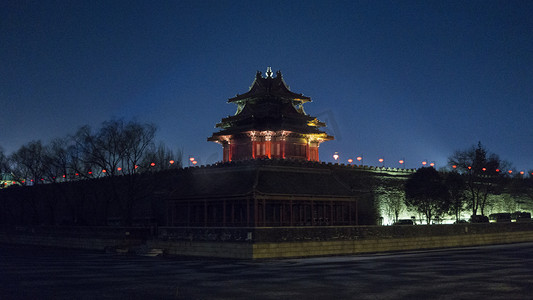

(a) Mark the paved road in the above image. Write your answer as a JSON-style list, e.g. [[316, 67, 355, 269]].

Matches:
[[1, 243, 533, 299]]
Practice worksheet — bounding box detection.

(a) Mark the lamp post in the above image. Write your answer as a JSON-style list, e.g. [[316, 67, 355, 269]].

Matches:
[[399, 159, 404, 168], [333, 152, 339, 162], [356, 156, 363, 165], [378, 158, 384, 167]]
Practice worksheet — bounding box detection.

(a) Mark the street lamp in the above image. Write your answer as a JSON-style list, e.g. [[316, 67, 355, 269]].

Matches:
[[378, 158, 384, 167], [333, 152, 339, 162], [356, 156, 363, 165], [348, 158, 353, 164], [399, 159, 404, 168]]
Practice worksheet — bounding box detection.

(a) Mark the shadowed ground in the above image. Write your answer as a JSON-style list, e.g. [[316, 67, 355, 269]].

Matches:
[[1, 243, 533, 299]]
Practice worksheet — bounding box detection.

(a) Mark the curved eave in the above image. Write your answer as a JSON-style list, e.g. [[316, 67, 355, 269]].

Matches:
[[228, 93, 311, 103]]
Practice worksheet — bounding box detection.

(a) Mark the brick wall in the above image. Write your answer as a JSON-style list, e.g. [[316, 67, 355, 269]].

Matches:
[[2, 224, 533, 259]]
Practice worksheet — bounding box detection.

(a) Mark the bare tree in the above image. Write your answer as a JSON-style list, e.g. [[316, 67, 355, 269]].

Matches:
[[448, 142, 509, 216], [42, 138, 70, 183], [70, 119, 159, 225], [142, 142, 182, 172], [0, 147, 9, 174], [9, 140, 46, 184], [375, 180, 405, 224], [445, 171, 466, 222]]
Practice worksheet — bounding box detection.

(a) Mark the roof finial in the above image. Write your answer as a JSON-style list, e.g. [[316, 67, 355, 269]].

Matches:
[[265, 66, 273, 78]]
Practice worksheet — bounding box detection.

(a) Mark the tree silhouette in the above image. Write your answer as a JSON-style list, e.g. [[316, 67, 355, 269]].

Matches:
[[445, 171, 466, 222], [405, 167, 449, 224], [448, 142, 509, 216]]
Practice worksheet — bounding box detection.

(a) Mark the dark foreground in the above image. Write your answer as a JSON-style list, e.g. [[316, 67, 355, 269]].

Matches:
[[1, 243, 533, 299]]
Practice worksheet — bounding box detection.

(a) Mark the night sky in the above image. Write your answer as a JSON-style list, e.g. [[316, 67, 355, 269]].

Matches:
[[1, 1, 532, 171]]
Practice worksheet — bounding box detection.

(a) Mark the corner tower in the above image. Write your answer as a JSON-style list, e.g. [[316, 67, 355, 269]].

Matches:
[[208, 67, 333, 162]]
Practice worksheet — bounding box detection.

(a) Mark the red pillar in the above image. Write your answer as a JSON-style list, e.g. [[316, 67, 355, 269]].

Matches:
[[266, 140, 271, 159], [251, 141, 255, 159], [228, 143, 233, 162]]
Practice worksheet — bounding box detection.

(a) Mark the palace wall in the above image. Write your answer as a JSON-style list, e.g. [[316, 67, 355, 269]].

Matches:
[[0, 159, 528, 229], [2, 223, 533, 259]]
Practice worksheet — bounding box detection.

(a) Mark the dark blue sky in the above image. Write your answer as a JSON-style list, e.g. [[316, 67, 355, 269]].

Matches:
[[1, 0, 532, 170]]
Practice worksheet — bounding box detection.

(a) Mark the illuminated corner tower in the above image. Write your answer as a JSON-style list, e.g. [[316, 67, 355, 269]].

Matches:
[[208, 67, 333, 162]]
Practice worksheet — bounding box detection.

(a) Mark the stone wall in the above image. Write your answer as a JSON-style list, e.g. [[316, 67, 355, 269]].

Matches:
[[0, 226, 149, 251], [3, 224, 532, 259]]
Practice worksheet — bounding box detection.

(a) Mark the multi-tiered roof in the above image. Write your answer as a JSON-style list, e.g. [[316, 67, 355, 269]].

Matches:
[[208, 67, 333, 142]]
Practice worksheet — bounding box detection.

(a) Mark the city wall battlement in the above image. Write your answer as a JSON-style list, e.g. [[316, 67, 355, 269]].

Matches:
[[2, 223, 533, 259], [185, 158, 416, 176]]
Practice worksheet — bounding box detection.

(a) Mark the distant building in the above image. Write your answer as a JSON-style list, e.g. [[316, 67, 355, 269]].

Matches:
[[208, 67, 333, 162]]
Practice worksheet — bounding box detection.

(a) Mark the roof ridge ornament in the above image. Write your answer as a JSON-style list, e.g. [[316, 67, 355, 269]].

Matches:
[[265, 66, 273, 78]]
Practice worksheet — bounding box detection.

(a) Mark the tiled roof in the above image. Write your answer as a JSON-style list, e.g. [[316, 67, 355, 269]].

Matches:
[[228, 69, 310, 103], [169, 160, 358, 200]]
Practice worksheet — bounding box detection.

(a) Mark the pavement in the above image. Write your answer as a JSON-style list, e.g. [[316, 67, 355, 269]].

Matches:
[[1, 242, 533, 299]]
